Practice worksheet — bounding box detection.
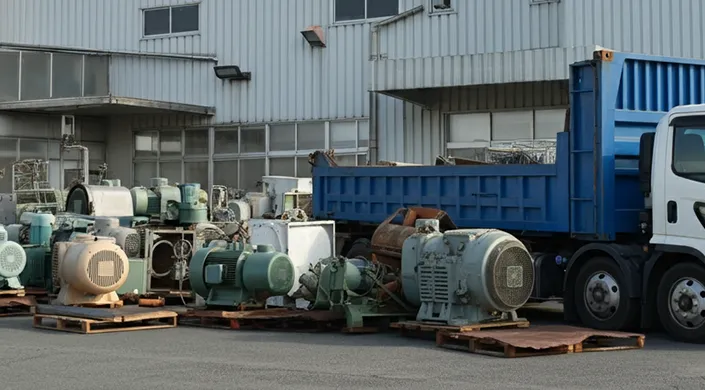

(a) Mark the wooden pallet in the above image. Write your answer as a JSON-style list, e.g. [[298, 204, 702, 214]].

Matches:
[[0, 294, 36, 317], [32, 304, 178, 334], [180, 308, 345, 332], [0, 289, 25, 297], [68, 300, 124, 309], [391, 319, 530, 340], [436, 325, 645, 358]]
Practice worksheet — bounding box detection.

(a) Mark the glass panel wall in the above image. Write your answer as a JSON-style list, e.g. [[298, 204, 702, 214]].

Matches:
[[0, 50, 109, 101], [133, 120, 370, 190]]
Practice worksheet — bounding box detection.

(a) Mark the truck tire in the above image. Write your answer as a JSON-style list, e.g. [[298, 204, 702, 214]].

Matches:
[[574, 257, 638, 330], [656, 262, 705, 343]]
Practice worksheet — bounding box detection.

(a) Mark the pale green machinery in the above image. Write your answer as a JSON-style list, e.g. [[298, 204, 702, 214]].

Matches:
[[178, 183, 208, 225], [190, 242, 295, 308], [131, 177, 182, 224], [0, 225, 27, 290], [401, 228, 535, 325], [20, 213, 54, 290], [117, 258, 149, 295], [296, 256, 415, 329]]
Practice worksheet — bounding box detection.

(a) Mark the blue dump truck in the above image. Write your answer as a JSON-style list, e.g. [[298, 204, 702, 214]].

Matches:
[[312, 50, 705, 342]]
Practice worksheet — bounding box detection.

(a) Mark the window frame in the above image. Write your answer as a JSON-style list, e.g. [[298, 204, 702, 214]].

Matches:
[[132, 119, 369, 188], [670, 115, 705, 182], [142, 3, 201, 39], [333, 0, 401, 24], [428, 0, 455, 15], [445, 108, 567, 156]]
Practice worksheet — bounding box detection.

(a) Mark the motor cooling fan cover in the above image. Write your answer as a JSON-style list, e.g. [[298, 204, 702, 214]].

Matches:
[[0, 241, 27, 278], [60, 241, 130, 295]]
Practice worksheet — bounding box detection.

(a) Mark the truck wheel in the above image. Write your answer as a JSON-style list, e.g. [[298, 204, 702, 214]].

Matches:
[[657, 262, 705, 343], [574, 257, 638, 330]]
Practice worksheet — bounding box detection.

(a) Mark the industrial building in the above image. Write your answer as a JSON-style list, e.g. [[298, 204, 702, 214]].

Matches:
[[0, 0, 701, 193]]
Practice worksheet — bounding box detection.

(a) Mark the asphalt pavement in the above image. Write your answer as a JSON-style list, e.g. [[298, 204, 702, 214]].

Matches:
[[0, 315, 703, 390]]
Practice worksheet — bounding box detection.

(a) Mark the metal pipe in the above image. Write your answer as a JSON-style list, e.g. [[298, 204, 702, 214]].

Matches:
[[64, 145, 90, 183], [0, 42, 218, 62]]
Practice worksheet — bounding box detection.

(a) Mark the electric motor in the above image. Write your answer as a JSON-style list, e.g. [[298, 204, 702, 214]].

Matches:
[[401, 228, 535, 325], [190, 242, 295, 308]]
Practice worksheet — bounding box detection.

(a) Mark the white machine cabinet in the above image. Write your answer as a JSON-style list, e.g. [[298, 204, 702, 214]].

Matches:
[[248, 219, 335, 307]]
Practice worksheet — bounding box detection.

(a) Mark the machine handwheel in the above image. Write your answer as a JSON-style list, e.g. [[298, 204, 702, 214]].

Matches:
[[173, 239, 193, 260], [574, 257, 638, 330], [657, 262, 705, 343]]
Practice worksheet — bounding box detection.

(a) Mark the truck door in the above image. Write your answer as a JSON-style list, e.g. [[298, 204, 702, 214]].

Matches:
[[663, 115, 705, 247]]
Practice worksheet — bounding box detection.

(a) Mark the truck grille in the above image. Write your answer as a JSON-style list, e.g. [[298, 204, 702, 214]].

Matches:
[[418, 265, 450, 303]]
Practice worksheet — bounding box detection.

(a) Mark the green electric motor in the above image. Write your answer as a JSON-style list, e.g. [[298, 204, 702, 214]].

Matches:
[[190, 242, 295, 308], [178, 183, 208, 225]]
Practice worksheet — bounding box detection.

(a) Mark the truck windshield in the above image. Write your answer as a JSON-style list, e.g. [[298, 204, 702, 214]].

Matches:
[[673, 123, 705, 182]]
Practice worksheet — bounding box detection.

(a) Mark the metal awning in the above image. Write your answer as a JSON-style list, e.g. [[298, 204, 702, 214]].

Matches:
[[0, 96, 215, 116]]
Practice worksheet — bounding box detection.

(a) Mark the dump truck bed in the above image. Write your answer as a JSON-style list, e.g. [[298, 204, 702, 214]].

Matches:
[[313, 51, 705, 240]]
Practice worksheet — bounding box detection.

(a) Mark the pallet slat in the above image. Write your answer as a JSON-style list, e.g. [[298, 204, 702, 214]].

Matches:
[[180, 308, 345, 332], [32, 312, 178, 334], [437, 325, 645, 358], [391, 319, 530, 339], [0, 289, 25, 297]]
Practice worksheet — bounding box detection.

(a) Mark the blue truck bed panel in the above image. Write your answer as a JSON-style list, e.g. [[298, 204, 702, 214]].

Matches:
[[313, 51, 705, 240]]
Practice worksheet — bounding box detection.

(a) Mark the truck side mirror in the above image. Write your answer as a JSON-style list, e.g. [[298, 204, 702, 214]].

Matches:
[[639, 132, 656, 196]]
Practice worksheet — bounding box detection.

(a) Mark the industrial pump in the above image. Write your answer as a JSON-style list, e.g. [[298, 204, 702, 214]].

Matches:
[[21, 213, 55, 290], [53, 234, 129, 306], [93, 217, 141, 258], [0, 225, 27, 290], [296, 256, 414, 329], [131, 178, 208, 225], [131, 177, 182, 223], [190, 242, 295, 308], [401, 226, 535, 326]]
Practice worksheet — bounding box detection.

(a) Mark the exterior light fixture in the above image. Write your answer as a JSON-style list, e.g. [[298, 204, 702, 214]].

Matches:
[[213, 65, 251, 81], [300, 25, 326, 48]]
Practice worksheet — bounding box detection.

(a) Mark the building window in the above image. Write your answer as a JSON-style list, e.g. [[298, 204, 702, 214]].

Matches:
[[446, 109, 567, 160], [143, 4, 199, 37], [334, 0, 398, 22], [430, 0, 453, 12], [133, 119, 370, 190]]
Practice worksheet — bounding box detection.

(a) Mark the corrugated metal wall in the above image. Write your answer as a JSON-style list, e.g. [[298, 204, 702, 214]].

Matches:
[[565, 0, 705, 60], [0, 0, 382, 124], [377, 81, 569, 164], [379, 0, 562, 60], [0, 113, 106, 142]]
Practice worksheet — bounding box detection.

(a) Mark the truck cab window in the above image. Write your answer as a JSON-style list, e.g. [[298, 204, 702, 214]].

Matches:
[[673, 122, 705, 182]]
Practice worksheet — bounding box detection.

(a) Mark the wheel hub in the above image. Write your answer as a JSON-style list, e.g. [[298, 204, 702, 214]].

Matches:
[[669, 278, 705, 329], [585, 272, 620, 320]]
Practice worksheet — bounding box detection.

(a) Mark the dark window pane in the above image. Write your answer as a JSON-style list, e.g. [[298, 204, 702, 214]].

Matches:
[[367, 0, 398, 18], [214, 160, 238, 189], [0, 51, 19, 101], [20, 52, 50, 100], [240, 127, 265, 153], [51, 53, 82, 98], [270, 157, 295, 177], [335, 0, 365, 21], [171, 5, 199, 33], [214, 129, 238, 155], [184, 130, 209, 156], [84, 55, 109, 96], [144, 8, 170, 36]]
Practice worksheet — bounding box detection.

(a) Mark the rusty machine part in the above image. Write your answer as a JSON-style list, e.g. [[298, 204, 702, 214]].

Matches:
[[370, 207, 457, 270]]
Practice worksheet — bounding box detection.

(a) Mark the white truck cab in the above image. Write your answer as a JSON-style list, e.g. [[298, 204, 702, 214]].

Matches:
[[641, 104, 705, 341]]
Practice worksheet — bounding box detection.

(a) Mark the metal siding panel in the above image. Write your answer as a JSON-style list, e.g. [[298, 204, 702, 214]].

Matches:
[[0, 0, 373, 124], [381, 81, 569, 165], [566, 0, 705, 61], [374, 46, 597, 91]]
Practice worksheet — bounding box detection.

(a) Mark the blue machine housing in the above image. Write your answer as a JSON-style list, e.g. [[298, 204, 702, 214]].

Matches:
[[313, 50, 705, 241]]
